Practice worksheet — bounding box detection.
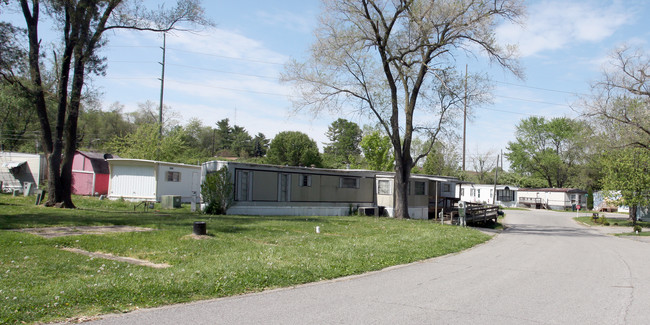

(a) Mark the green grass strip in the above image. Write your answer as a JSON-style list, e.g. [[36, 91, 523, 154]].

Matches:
[[0, 194, 490, 324]]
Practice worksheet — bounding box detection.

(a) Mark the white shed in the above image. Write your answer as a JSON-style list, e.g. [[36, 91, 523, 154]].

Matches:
[[107, 159, 200, 203]]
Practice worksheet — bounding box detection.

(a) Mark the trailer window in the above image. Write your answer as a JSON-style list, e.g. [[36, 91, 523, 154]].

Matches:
[[378, 180, 391, 195], [340, 177, 360, 189], [414, 181, 426, 195], [166, 171, 181, 182]]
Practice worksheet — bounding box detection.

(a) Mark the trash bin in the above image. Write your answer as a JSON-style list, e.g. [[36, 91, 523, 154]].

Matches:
[[193, 221, 207, 236]]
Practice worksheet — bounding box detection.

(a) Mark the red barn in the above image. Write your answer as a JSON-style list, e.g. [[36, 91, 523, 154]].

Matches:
[[71, 151, 116, 196]]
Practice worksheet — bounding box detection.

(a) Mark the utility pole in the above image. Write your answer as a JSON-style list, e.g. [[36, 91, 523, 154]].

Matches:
[[492, 154, 499, 204], [158, 32, 166, 138], [211, 129, 215, 157], [462, 64, 468, 172], [501, 149, 503, 172]]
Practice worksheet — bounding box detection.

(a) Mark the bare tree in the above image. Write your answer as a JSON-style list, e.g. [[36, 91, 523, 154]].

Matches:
[[471, 148, 496, 184], [282, 0, 522, 218], [581, 45, 650, 151], [17, 0, 209, 207]]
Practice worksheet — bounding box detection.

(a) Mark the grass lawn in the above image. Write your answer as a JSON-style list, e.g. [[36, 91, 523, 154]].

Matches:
[[616, 232, 650, 237], [0, 194, 491, 324], [500, 207, 528, 211], [574, 216, 650, 228]]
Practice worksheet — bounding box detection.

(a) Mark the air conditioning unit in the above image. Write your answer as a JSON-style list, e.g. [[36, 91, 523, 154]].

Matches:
[[161, 195, 181, 209]]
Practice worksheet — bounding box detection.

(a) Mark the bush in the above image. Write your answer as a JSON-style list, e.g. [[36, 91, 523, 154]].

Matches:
[[201, 166, 233, 215], [633, 225, 642, 233], [597, 215, 608, 225]]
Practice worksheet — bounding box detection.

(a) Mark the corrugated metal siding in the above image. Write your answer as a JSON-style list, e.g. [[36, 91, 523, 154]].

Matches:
[[109, 165, 156, 199]]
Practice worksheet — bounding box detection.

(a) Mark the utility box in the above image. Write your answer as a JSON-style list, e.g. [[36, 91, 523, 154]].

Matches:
[[161, 195, 182, 209], [23, 182, 34, 196]]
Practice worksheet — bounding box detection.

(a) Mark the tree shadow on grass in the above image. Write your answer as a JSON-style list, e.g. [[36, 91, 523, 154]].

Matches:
[[0, 209, 338, 235]]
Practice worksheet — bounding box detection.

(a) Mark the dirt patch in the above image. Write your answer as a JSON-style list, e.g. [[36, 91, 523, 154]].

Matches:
[[181, 234, 214, 240], [60, 247, 171, 269], [10, 225, 154, 238]]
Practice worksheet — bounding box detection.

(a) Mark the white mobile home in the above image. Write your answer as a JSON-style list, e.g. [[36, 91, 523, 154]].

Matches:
[[517, 188, 586, 210], [107, 159, 200, 202], [457, 184, 519, 208], [0, 152, 46, 193]]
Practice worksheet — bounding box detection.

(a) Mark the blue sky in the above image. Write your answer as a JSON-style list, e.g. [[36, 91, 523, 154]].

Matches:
[[8, 1, 650, 169]]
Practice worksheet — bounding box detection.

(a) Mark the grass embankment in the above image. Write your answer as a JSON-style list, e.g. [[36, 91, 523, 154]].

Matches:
[[575, 215, 650, 237], [0, 194, 491, 324], [575, 216, 650, 228]]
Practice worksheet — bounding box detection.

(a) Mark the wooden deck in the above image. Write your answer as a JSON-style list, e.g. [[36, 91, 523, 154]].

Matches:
[[445, 203, 500, 225], [518, 197, 548, 209]]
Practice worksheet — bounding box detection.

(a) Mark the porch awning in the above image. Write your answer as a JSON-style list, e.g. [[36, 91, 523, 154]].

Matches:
[[2, 161, 26, 169]]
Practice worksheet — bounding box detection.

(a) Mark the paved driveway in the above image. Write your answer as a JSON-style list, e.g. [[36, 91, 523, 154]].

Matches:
[[86, 209, 650, 324]]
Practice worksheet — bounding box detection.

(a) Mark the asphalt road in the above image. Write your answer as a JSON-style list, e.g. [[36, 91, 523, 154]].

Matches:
[[87, 209, 650, 324]]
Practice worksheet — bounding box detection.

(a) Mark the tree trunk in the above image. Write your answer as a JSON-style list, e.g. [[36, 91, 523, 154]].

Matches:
[[630, 205, 637, 226], [393, 154, 412, 219]]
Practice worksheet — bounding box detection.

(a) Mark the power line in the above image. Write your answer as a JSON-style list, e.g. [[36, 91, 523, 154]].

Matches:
[[494, 80, 589, 97], [167, 63, 279, 80], [169, 79, 291, 97], [106, 44, 286, 65], [168, 47, 286, 65], [495, 95, 571, 108]]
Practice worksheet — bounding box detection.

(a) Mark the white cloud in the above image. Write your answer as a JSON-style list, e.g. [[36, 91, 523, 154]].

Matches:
[[165, 28, 289, 65], [497, 0, 632, 57], [255, 10, 315, 34]]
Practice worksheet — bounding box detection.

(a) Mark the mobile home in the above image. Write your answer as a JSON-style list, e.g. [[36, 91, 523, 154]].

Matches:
[[457, 184, 519, 208], [517, 188, 587, 210], [203, 161, 378, 216], [202, 161, 464, 219], [0, 152, 46, 193]]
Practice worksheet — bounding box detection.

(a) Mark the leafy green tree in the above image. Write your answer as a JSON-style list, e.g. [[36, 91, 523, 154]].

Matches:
[[105, 123, 188, 163], [0, 82, 39, 151], [0, 22, 27, 78], [77, 102, 133, 150], [266, 131, 322, 167], [126, 100, 180, 132], [181, 117, 215, 157], [214, 119, 233, 154], [251, 132, 269, 157], [360, 130, 393, 171], [421, 141, 461, 177], [201, 166, 233, 215], [498, 171, 547, 188], [323, 118, 362, 168], [230, 125, 253, 157], [601, 148, 649, 224], [13, 0, 208, 208], [506, 117, 588, 188]]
